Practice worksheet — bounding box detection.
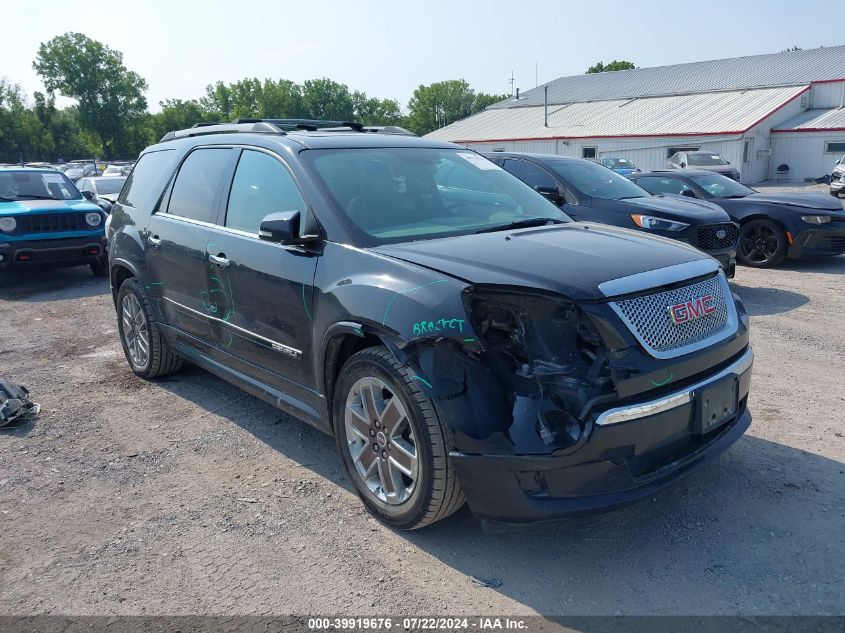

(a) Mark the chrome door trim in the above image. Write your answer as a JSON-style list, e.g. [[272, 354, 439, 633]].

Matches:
[[164, 297, 302, 359]]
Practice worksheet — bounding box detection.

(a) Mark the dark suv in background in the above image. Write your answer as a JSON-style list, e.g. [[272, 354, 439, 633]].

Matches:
[[487, 153, 738, 276], [108, 120, 753, 529]]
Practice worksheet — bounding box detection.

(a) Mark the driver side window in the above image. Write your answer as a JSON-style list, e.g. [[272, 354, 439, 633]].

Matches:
[[225, 150, 306, 234], [636, 176, 693, 196]]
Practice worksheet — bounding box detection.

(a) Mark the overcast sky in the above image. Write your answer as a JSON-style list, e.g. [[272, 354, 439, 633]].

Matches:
[[2, 0, 841, 112]]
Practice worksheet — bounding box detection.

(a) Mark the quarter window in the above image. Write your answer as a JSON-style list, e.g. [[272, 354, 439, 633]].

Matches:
[[167, 148, 231, 223], [225, 150, 306, 233], [501, 159, 557, 190], [119, 149, 177, 210]]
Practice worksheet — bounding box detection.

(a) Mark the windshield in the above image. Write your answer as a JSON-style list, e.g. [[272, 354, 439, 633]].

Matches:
[[303, 148, 570, 245], [687, 153, 728, 166], [690, 173, 754, 198], [601, 157, 635, 170], [0, 170, 81, 201], [546, 159, 649, 200], [95, 178, 126, 195]]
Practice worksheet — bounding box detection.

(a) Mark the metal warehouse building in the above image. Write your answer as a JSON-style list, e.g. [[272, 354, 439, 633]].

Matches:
[[426, 46, 845, 184]]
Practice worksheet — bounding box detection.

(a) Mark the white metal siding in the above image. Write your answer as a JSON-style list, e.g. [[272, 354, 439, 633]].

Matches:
[[772, 132, 845, 181], [810, 81, 845, 108]]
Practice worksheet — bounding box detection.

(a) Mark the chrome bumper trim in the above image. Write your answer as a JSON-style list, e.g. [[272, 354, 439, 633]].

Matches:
[[595, 347, 753, 426]]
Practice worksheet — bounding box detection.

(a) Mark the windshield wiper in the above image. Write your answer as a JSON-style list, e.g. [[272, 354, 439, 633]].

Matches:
[[474, 218, 566, 234], [14, 194, 61, 200]]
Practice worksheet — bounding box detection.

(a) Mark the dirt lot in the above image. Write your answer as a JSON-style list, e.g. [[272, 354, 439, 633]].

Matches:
[[1, 252, 844, 617]]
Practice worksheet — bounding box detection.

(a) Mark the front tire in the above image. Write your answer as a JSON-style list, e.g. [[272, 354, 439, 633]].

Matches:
[[90, 258, 108, 277], [333, 346, 464, 529], [737, 219, 788, 268], [116, 277, 183, 378]]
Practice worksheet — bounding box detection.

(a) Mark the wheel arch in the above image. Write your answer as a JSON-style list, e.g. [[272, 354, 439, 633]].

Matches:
[[110, 257, 140, 306]]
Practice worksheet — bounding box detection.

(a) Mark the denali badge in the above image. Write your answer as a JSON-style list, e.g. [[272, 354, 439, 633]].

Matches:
[[668, 294, 716, 324]]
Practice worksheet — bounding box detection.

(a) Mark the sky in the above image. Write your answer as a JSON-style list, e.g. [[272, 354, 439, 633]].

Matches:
[[2, 0, 841, 112]]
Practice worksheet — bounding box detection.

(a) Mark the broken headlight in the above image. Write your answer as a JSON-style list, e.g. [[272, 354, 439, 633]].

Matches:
[[465, 288, 612, 449]]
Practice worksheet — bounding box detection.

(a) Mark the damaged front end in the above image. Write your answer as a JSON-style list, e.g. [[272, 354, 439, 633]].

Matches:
[[386, 275, 752, 525]]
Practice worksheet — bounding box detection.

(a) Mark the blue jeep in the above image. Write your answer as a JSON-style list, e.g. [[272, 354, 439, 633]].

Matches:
[[0, 167, 108, 277]]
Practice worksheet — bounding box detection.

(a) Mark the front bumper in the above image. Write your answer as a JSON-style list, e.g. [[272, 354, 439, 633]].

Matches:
[[450, 347, 753, 525], [0, 235, 107, 268], [787, 224, 845, 258]]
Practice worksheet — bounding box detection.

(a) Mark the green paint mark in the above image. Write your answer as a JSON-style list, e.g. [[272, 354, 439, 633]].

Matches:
[[353, 328, 364, 338], [463, 338, 476, 343], [149, 282, 163, 286], [412, 375, 432, 389], [301, 283, 312, 321], [412, 317, 465, 336], [651, 373, 674, 387], [382, 279, 448, 326], [226, 332, 233, 348]]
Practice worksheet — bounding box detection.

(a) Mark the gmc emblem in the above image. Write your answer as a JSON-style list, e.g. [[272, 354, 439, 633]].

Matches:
[[668, 294, 716, 324]]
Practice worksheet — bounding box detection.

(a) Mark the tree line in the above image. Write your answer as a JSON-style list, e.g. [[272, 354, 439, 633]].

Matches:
[[0, 32, 506, 163]]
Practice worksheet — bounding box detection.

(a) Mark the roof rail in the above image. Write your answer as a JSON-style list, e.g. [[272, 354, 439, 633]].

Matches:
[[361, 125, 418, 136], [233, 118, 366, 132], [159, 121, 286, 143]]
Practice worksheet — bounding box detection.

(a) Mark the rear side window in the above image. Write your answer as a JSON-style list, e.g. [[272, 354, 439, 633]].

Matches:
[[119, 149, 177, 210], [502, 159, 557, 190], [167, 148, 231, 223], [225, 150, 305, 233]]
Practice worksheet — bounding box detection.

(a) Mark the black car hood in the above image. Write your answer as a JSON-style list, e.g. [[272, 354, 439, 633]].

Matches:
[[741, 192, 844, 212], [625, 195, 730, 222], [373, 223, 709, 301]]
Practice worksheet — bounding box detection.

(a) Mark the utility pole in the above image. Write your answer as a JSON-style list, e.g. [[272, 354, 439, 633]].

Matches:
[[508, 71, 515, 97]]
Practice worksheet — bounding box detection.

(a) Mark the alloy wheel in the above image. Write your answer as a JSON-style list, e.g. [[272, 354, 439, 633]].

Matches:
[[344, 376, 419, 505], [739, 223, 780, 265], [121, 293, 150, 368]]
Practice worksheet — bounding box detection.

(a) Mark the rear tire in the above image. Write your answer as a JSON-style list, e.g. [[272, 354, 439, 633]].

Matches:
[[333, 346, 464, 529], [737, 219, 787, 268], [116, 277, 182, 378]]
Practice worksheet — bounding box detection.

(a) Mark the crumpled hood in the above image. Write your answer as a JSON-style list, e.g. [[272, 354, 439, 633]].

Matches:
[[743, 192, 844, 212], [626, 195, 730, 222], [373, 223, 709, 301], [0, 198, 101, 215]]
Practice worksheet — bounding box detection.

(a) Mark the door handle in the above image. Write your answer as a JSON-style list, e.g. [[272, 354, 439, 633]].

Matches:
[[148, 234, 161, 248], [209, 253, 230, 268]]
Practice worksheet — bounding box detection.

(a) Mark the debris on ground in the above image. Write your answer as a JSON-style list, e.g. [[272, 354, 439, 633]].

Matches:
[[0, 379, 40, 428], [470, 575, 503, 589]]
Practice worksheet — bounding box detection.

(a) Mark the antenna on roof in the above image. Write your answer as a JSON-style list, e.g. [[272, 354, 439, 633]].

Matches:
[[508, 71, 515, 97]]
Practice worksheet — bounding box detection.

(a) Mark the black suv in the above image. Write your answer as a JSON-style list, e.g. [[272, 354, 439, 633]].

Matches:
[[487, 153, 739, 277], [108, 120, 753, 529]]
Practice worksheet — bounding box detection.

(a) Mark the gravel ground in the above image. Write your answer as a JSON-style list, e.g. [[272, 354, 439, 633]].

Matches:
[[1, 251, 844, 616]]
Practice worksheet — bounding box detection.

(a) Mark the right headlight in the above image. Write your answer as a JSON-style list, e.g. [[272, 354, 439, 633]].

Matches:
[[801, 215, 832, 225], [0, 217, 16, 232], [85, 212, 102, 227], [630, 214, 689, 231]]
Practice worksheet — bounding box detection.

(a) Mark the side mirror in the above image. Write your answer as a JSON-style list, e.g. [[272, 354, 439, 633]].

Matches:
[[679, 162, 687, 169], [259, 210, 320, 245], [81, 190, 95, 201], [534, 185, 563, 204], [681, 189, 697, 198]]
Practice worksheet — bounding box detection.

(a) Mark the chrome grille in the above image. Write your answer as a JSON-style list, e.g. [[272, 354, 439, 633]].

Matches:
[[610, 275, 731, 355]]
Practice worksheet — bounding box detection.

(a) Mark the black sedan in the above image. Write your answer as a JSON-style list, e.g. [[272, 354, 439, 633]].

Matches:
[[629, 170, 845, 267], [485, 153, 739, 276]]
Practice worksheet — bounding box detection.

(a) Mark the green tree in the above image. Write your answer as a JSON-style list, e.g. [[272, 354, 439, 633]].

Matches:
[[33, 32, 148, 158], [301, 78, 355, 120], [406, 80, 505, 136], [586, 60, 636, 74], [351, 91, 403, 125]]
